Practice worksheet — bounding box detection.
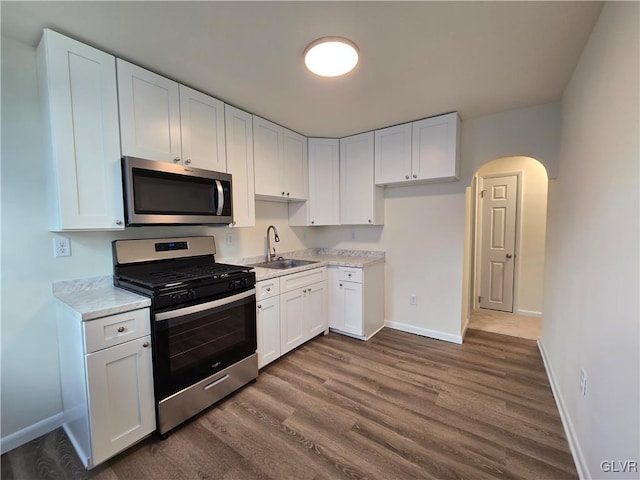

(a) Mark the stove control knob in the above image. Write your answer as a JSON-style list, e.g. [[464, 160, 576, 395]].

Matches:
[[229, 281, 236, 290], [240, 278, 247, 287], [187, 289, 196, 300], [171, 294, 181, 303]]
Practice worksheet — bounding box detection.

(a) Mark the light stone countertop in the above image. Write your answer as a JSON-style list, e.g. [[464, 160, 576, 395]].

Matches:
[[53, 276, 150, 321], [221, 248, 385, 282]]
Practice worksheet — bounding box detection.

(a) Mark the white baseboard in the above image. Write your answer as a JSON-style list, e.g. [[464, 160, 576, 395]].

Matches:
[[385, 320, 463, 344], [0, 412, 63, 455], [516, 308, 542, 318], [538, 338, 589, 480]]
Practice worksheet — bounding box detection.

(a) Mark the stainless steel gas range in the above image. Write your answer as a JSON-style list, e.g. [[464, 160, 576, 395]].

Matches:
[[113, 236, 257, 437]]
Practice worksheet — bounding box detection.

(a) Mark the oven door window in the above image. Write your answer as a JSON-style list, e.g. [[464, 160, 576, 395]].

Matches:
[[154, 291, 256, 399]]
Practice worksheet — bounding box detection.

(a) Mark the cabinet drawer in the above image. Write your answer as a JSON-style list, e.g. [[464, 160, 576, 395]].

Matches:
[[280, 267, 327, 293], [83, 308, 150, 353], [338, 267, 363, 283], [256, 278, 280, 300]]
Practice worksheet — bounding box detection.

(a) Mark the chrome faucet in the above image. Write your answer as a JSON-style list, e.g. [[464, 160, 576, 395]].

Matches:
[[266, 225, 280, 262]]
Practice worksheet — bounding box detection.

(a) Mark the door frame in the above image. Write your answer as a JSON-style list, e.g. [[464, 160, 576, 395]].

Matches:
[[473, 171, 523, 312]]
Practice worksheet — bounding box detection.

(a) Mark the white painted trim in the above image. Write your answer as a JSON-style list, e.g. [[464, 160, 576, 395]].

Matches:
[[461, 317, 470, 340], [385, 320, 463, 344], [515, 308, 542, 318], [538, 338, 589, 480], [0, 412, 63, 454], [365, 324, 385, 341]]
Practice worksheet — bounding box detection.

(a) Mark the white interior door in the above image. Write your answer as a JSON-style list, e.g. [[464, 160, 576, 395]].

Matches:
[[479, 175, 517, 312]]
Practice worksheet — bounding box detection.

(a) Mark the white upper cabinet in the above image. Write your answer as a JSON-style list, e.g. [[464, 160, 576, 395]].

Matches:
[[225, 105, 255, 227], [117, 59, 181, 163], [37, 29, 125, 231], [340, 132, 384, 225], [290, 138, 340, 226], [374, 123, 412, 186], [283, 129, 308, 200], [253, 115, 307, 201], [118, 60, 226, 171], [375, 112, 460, 186], [411, 112, 460, 182], [179, 85, 226, 171]]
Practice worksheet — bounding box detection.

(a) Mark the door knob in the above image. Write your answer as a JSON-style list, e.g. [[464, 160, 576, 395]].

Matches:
[[506, 253, 513, 258]]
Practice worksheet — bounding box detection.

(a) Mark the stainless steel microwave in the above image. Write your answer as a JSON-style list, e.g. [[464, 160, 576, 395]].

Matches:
[[122, 156, 233, 226]]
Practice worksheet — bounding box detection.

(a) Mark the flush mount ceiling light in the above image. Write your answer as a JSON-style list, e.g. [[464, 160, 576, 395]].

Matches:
[[304, 37, 359, 77]]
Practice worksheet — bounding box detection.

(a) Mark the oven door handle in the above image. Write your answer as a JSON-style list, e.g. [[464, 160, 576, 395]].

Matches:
[[155, 288, 255, 321]]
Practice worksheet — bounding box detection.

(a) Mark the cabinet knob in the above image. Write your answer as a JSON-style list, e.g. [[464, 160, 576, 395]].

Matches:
[[115, 219, 123, 226], [413, 174, 417, 179], [348, 273, 352, 277], [142, 342, 150, 348], [286, 192, 290, 196], [405, 175, 410, 180], [117, 326, 126, 333], [282, 191, 286, 196], [174, 157, 181, 163], [368, 219, 372, 224], [185, 159, 192, 165], [339, 283, 343, 287], [311, 221, 315, 225], [232, 221, 237, 226], [257, 304, 262, 309], [266, 288, 271, 292]]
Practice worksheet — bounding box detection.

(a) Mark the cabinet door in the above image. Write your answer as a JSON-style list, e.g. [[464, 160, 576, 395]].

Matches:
[[341, 281, 364, 336], [374, 123, 412, 185], [280, 289, 306, 355], [179, 85, 226, 172], [412, 113, 460, 182], [308, 281, 328, 337], [308, 138, 340, 226], [257, 296, 280, 368], [283, 129, 308, 201], [225, 105, 255, 227], [37, 29, 124, 230], [117, 59, 181, 163], [85, 336, 155, 466], [253, 116, 284, 198], [340, 132, 383, 225]]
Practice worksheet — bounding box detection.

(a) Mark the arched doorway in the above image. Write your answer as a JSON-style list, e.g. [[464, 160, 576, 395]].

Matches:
[[462, 156, 549, 339]]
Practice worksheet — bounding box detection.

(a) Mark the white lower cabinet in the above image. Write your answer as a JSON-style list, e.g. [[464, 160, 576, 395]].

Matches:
[[255, 268, 328, 367], [57, 306, 155, 469], [329, 263, 385, 340]]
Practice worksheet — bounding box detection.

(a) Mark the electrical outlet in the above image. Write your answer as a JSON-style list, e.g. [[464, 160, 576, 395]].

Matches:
[[410, 294, 417, 305], [351, 230, 356, 240], [580, 368, 587, 396], [53, 236, 71, 257]]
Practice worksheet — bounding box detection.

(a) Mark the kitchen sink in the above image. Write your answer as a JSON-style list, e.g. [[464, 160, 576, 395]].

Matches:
[[250, 259, 318, 270]]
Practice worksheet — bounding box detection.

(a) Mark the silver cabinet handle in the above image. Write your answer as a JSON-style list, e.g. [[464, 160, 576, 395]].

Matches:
[[117, 326, 125, 333], [506, 253, 513, 258], [405, 175, 410, 179], [185, 159, 191, 165], [173, 157, 181, 163], [413, 174, 417, 179], [142, 342, 150, 348], [115, 219, 123, 226]]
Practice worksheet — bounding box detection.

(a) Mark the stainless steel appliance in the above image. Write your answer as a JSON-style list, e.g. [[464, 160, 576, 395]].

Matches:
[[113, 236, 257, 436], [122, 156, 233, 226]]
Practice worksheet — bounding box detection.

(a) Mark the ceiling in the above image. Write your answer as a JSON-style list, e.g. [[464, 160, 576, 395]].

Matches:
[[1, 1, 603, 137]]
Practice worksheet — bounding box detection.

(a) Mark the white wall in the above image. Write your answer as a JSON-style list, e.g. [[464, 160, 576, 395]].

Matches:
[[540, 3, 639, 479], [0, 35, 308, 449], [475, 156, 548, 316]]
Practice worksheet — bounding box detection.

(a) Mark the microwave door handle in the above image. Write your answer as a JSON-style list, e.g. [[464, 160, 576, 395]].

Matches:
[[215, 180, 224, 216]]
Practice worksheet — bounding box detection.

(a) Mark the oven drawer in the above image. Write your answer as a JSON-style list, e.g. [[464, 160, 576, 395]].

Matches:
[[83, 308, 150, 353], [256, 279, 280, 300], [280, 267, 327, 293], [338, 267, 363, 283]]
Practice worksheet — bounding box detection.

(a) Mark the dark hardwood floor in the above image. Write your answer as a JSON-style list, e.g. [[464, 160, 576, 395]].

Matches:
[[1, 328, 577, 480]]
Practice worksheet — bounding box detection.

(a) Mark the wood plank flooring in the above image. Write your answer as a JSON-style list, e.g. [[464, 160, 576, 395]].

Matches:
[[1, 328, 577, 480]]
